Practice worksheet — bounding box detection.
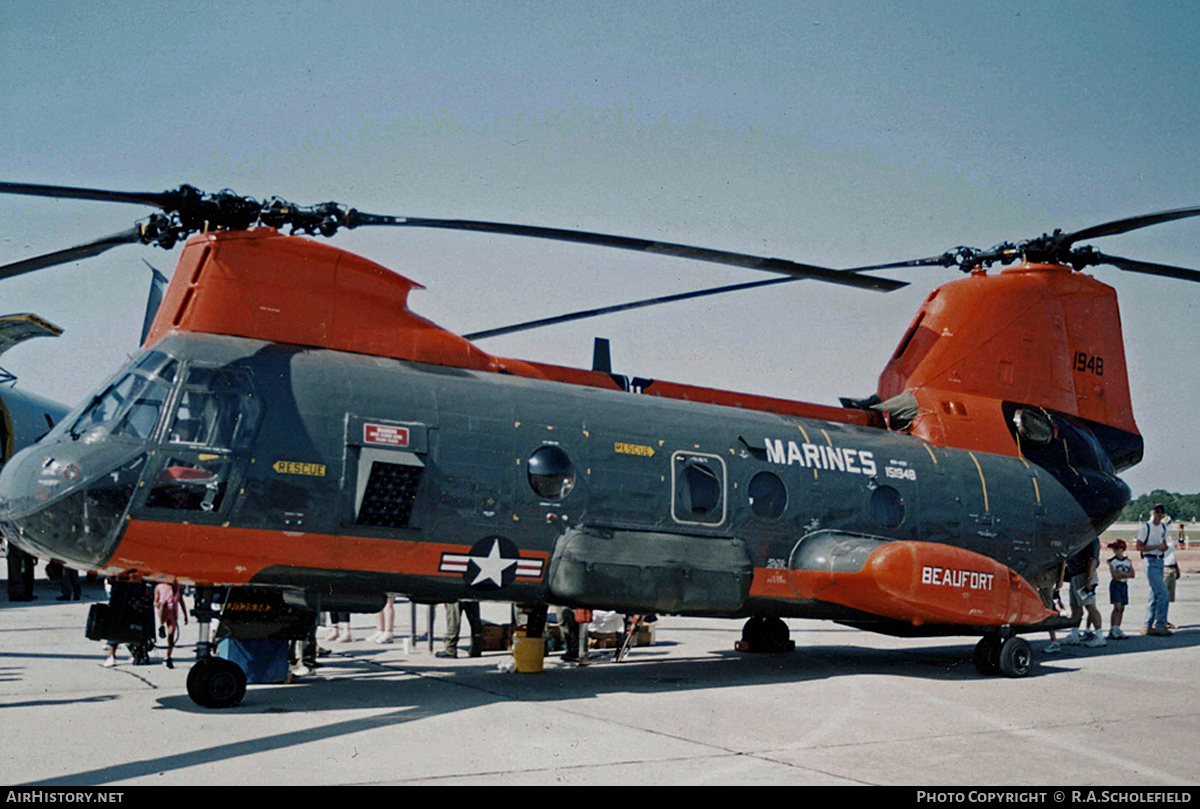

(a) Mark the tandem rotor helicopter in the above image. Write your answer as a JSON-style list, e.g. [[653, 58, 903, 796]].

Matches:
[[1, 180, 1198, 708]]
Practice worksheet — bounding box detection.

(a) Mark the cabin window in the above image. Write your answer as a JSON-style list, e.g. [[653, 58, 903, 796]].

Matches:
[[672, 452, 726, 526], [527, 445, 576, 501], [870, 485, 906, 529], [748, 471, 787, 520]]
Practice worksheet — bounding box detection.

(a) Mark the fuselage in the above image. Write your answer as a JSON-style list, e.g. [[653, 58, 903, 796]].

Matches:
[[0, 330, 1100, 629]]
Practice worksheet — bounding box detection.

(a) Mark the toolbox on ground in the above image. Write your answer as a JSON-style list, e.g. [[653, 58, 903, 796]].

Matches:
[[478, 622, 513, 651]]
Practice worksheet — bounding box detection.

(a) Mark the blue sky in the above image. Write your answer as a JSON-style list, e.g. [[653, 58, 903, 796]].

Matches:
[[1, 0, 1198, 495]]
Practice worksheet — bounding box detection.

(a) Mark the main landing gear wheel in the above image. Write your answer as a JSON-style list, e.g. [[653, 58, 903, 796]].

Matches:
[[735, 616, 795, 654], [973, 635, 1032, 678], [187, 657, 247, 709], [997, 636, 1033, 678]]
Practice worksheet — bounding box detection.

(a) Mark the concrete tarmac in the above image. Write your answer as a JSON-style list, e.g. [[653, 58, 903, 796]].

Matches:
[[2, 559, 1198, 787]]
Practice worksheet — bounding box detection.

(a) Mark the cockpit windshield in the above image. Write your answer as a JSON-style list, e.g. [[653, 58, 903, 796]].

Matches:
[[68, 354, 178, 441]]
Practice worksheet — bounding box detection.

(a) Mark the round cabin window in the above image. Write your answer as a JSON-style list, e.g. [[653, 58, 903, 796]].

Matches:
[[748, 471, 787, 520], [870, 485, 906, 529], [527, 445, 576, 501]]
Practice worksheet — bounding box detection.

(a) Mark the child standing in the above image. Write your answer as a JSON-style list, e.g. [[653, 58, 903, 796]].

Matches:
[[1107, 540, 1135, 640]]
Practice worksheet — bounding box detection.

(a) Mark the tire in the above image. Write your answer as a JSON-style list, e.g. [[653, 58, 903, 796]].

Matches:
[[761, 617, 790, 649], [187, 658, 247, 709], [973, 636, 1001, 676], [998, 636, 1033, 678], [740, 616, 766, 643]]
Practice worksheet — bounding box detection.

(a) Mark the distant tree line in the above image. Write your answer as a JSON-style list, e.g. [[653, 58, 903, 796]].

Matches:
[[1120, 491, 1200, 523]]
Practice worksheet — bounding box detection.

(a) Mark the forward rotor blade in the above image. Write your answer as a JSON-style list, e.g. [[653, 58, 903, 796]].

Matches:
[[465, 252, 923, 340], [1063, 205, 1200, 245], [465, 276, 801, 340], [348, 213, 907, 292], [1093, 251, 1200, 284], [0, 181, 182, 210], [0, 227, 143, 280]]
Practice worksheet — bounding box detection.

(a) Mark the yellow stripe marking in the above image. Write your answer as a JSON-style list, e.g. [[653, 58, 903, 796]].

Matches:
[[968, 452, 990, 512], [796, 425, 818, 480]]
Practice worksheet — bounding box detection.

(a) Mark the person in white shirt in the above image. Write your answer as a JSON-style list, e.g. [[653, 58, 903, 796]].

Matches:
[[1136, 504, 1172, 635], [1106, 540, 1134, 640]]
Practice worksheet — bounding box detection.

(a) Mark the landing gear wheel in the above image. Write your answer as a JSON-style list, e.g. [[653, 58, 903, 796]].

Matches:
[[998, 636, 1033, 678], [187, 657, 247, 709], [736, 616, 794, 653], [972, 636, 1002, 676]]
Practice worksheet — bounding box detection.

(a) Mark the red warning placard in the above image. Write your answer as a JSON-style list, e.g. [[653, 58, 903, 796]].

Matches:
[[364, 423, 410, 447]]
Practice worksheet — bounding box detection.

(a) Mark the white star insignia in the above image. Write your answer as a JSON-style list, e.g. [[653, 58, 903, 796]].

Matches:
[[469, 538, 518, 588]]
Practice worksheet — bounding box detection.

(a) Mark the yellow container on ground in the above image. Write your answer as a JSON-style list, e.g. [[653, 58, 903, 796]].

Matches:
[[512, 631, 545, 673]]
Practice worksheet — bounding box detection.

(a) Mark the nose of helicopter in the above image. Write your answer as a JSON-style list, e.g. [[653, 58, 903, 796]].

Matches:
[[0, 438, 147, 571]]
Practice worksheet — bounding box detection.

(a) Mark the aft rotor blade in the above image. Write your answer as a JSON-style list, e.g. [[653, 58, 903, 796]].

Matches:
[[348, 212, 907, 292], [0, 181, 182, 210], [1093, 251, 1200, 284], [833, 254, 958, 272], [466, 276, 801, 340], [0, 227, 143, 280], [1063, 205, 1200, 245]]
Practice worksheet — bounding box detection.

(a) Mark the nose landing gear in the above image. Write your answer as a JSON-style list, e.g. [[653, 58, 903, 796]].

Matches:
[[185, 585, 247, 709], [186, 657, 247, 709]]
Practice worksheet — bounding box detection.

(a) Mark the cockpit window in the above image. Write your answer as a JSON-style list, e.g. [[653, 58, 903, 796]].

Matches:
[[69, 371, 173, 441], [113, 379, 170, 440], [133, 351, 177, 381], [166, 365, 260, 452], [64, 351, 181, 443], [73, 374, 139, 433]]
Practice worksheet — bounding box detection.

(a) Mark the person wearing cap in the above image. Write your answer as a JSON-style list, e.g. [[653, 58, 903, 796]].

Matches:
[[1107, 539, 1134, 640], [1136, 503, 1172, 636]]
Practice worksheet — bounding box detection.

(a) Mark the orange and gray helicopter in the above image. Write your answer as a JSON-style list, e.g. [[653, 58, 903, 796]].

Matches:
[[0, 181, 1197, 708]]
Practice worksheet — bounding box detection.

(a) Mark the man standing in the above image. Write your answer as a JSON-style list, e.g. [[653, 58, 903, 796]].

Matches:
[[1137, 503, 1172, 636], [1063, 534, 1105, 646], [438, 601, 482, 658], [5, 540, 37, 602]]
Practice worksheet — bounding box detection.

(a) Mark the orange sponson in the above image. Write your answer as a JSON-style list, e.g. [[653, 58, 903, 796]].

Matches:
[[106, 519, 549, 587], [788, 541, 1053, 627]]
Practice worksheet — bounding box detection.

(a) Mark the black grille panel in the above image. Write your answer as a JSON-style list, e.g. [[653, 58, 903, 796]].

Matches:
[[357, 461, 422, 528]]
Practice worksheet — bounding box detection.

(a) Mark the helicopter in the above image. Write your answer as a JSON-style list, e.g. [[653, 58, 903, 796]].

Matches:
[[0, 313, 69, 456], [0, 312, 72, 599], [0, 181, 1197, 708]]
